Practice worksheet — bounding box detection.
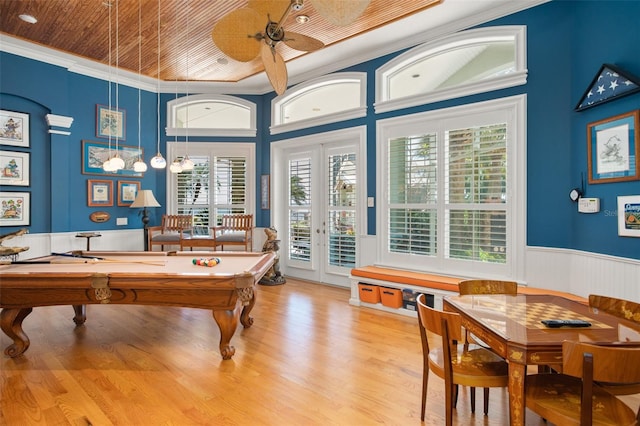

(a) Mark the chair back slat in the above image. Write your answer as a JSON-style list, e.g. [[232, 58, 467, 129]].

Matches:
[[417, 294, 462, 341], [162, 214, 193, 232], [589, 294, 640, 324], [562, 340, 640, 384]]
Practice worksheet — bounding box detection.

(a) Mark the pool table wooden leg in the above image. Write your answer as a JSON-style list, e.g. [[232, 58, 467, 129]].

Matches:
[[72, 305, 86, 325], [240, 292, 256, 328], [212, 308, 238, 360], [0, 307, 33, 357]]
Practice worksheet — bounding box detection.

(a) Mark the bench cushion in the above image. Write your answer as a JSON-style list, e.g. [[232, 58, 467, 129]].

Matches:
[[351, 266, 462, 293], [151, 233, 182, 243], [351, 266, 587, 304], [215, 231, 248, 243]]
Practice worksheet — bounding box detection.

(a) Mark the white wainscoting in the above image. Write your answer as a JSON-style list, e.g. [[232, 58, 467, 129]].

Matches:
[[6, 229, 144, 259], [526, 246, 640, 303]]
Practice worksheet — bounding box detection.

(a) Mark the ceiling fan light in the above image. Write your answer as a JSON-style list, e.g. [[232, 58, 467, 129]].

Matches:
[[150, 153, 167, 169]]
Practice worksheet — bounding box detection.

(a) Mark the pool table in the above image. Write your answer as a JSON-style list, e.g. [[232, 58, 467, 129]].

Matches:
[[0, 250, 275, 360]]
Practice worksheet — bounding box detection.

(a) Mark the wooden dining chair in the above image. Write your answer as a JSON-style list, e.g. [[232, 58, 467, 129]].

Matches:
[[458, 279, 517, 412], [589, 294, 640, 324], [416, 294, 509, 425], [525, 340, 640, 426]]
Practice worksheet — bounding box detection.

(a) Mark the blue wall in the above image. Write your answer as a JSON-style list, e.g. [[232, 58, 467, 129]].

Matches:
[[1, 0, 639, 260]]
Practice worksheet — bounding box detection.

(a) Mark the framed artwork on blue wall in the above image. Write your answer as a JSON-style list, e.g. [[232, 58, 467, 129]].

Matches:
[[587, 110, 640, 184], [617, 195, 640, 237], [0, 191, 30, 226], [0, 150, 29, 186], [0, 110, 29, 148], [117, 180, 140, 206], [82, 140, 144, 177], [96, 104, 126, 140], [87, 179, 113, 207]]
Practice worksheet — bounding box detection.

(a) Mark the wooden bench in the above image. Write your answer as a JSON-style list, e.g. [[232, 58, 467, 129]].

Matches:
[[350, 265, 587, 316], [147, 214, 193, 251], [210, 214, 253, 251]]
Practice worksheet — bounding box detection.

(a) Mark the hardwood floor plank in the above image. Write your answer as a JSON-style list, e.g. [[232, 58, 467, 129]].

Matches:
[[3, 278, 628, 424]]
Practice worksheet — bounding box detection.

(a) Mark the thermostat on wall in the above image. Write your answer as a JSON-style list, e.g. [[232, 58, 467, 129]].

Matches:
[[578, 197, 600, 213]]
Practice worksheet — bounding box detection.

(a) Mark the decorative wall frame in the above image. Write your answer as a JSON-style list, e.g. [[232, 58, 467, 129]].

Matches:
[[117, 180, 140, 206], [82, 140, 144, 177], [261, 174, 270, 209], [87, 179, 113, 207], [96, 104, 126, 140], [0, 191, 30, 226], [0, 110, 29, 147], [576, 64, 640, 112], [617, 195, 640, 237], [0, 150, 29, 186], [587, 110, 640, 184]]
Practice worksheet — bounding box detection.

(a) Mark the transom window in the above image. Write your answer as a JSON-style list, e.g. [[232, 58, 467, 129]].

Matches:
[[271, 72, 367, 134], [167, 94, 257, 137], [375, 26, 527, 113]]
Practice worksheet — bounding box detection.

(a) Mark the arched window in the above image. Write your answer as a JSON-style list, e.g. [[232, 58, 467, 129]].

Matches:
[[271, 72, 367, 134], [166, 94, 257, 137], [375, 26, 527, 113]]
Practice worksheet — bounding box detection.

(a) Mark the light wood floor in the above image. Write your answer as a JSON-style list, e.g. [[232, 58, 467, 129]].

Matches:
[[1, 278, 637, 425]]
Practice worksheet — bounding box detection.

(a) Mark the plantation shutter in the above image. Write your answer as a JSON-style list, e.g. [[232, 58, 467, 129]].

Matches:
[[387, 133, 438, 255], [213, 156, 247, 224], [327, 153, 357, 267], [289, 157, 312, 262], [445, 123, 507, 263], [176, 155, 210, 235]]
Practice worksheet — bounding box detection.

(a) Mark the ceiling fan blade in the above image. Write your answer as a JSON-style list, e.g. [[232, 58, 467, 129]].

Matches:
[[283, 31, 325, 52], [248, 0, 292, 22], [261, 43, 288, 95], [312, 0, 371, 26], [212, 8, 263, 62]]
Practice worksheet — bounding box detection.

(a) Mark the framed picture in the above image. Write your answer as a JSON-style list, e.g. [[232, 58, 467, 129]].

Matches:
[[0, 110, 29, 147], [0, 191, 30, 226], [261, 174, 270, 209], [587, 110, 640, 184], [117, 180, 140, 206], [96, 104, 126, 140], [87, 179, 113, 207], [0, 150, 29, 186], [82, 140, 144, 177], [617, 195, 640, 237]]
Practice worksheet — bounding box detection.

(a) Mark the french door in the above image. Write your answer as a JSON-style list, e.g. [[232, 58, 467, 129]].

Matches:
[[274, 128, 364, 287]]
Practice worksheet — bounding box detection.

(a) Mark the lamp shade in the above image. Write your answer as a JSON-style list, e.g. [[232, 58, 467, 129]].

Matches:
[[130, 190, 161, 208]]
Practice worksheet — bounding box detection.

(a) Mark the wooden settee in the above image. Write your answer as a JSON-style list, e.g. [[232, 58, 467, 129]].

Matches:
[[210, 214, 253, 251], [147, 214, 193, 251]]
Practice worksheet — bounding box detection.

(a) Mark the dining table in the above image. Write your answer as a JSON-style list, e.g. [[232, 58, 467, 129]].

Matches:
[[443, 293, 640, 426]]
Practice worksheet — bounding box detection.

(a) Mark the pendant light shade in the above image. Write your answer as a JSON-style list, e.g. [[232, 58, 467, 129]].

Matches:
[[169, 158, 183, 173], [150, 153, 167, 169], [133, 159, 148, 172], [110, 154, 125, 170], [153, 0, 166, 169], [181, 156, 195, 171], [102, 158, 116, 172]]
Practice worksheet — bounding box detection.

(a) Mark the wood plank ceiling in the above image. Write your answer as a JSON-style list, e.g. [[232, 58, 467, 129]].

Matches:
[[0, 0, 442, 83]]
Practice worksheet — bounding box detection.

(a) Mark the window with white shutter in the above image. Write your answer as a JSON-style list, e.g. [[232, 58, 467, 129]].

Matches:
[[167, 142, 255, 232], [378, 96, 525, 277], [288, 157, 312, 262]]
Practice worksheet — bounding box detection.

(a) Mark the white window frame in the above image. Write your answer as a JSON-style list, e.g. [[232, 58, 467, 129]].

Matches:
[[375, 26, 527, 114], [166, 94, 257, 137], [166, 142, 256, 219], [376, 95, 526, 280], [270, 72, 367, 135]]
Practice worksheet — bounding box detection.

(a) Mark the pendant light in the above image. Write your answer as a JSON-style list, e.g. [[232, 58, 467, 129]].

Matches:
[[169, 10, 183, 175], [150, 0, 166, 169], [102, 0, 115, 173], [132, 0, 147, 173], [109, 0, 125, 171], [181, 0, 194, 172]]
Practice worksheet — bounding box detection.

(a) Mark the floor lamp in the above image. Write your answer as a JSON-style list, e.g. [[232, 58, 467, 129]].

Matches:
[[130, 189, 160, 251]]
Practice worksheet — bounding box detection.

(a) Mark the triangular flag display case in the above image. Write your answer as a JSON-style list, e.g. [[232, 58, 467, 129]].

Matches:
[[576, 64, 640, 111]]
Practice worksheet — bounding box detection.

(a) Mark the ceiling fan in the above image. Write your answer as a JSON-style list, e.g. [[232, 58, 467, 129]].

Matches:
[[212, 0, 371, 95]]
